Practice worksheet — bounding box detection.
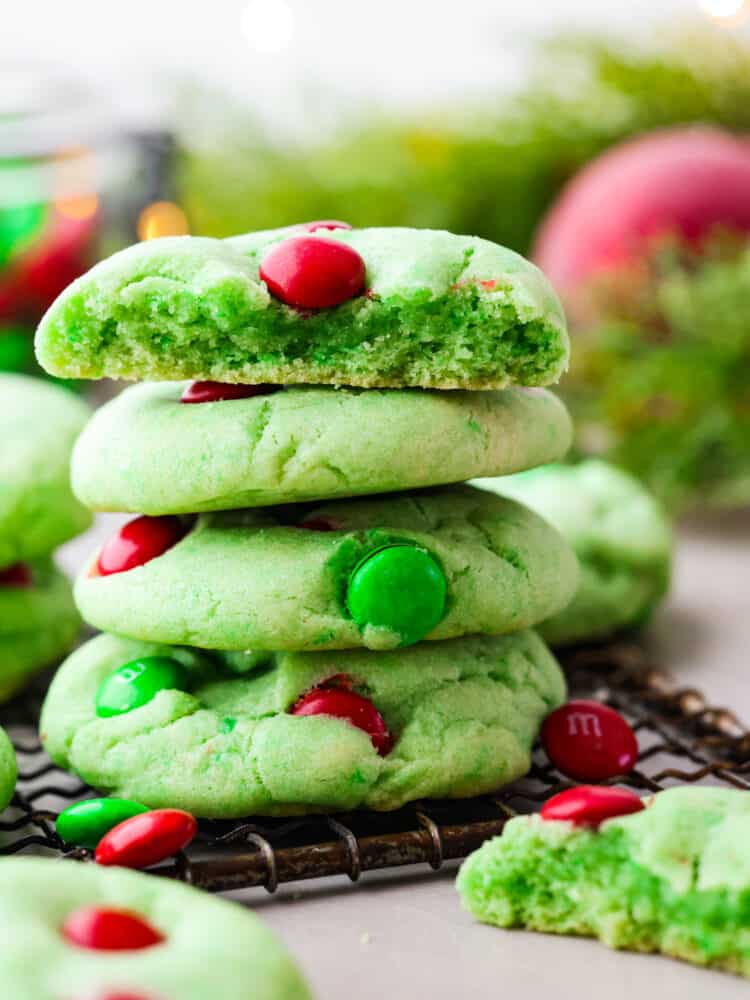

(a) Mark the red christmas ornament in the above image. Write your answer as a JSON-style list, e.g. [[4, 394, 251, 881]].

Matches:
[[541, 700, 638, 781], [0, 562, 32, 588], [62, 907, 165, 951], [260, 235, 366, 309], [292, 686, 393, 755], [180, 381, 280, 404], [541, 785, 645, 828], [95, 809, 198, 869], [96, 516, 185, 577], [298, 517, 344, 532], [300, 220, 352, 233]]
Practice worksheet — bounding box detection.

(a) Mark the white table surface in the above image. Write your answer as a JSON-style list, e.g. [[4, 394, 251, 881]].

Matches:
[[59, 511, 750, 999]]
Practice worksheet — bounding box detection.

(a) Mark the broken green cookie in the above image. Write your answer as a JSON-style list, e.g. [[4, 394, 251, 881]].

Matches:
[[458, 786, 750, 979], [35, 226, 568, 389]]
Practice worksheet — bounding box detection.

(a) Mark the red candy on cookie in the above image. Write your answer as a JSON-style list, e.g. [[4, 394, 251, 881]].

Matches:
[[95, 809, 198, 869], [0, 562, 32, 588], [62, 907, 164, 951], [540, 785, 645, 828], [260, 235, 366, 309], [300, 220, 352, 233], [180, 381, 280, 404], [96, 516, 185, 577], [541, 700, 638, 781], [292, 686, 393, 756]]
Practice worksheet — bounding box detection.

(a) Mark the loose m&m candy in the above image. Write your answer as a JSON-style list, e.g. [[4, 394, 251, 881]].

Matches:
[[540, 786, 645, 828], [63, 907, 164, 951], [56, 798, 149, 849], [259, 235, 366, 310], [96, 515, 185, 577], [345, 543, 447, 647], [95, 808, 198, 869], [95, 656, 187, 718], [292, 686, 393, 756], [541, 700, 639, 782]]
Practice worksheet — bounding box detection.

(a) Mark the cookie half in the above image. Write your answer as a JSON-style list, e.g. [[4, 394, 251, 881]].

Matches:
[[473, 460, 672, 645], [458, 787, 750, 978], [72, 382, 572, 513], [0, 373, 91, 567], [75, 486, 578, 651], [36, 225, 568, 389], [0, 858, 311, 999], [0, 560, 81, 700], [41, 629, 565, 817]]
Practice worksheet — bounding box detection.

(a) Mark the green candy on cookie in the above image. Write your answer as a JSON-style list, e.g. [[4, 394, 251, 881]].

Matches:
[[0, 373, 91, 568], [0, 560, 81, 701], [75, 486, 578, 651], [473, 460, 672, 645], [0, 726, 17, 811], [35, 226, 568, 389], [0, 858, 311, 999], [71, 382, 572, 513], [40, 629, 565, 818], [458, 786, 750, 979]]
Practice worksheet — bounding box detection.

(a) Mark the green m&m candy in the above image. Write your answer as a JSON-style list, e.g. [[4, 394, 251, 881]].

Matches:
[[56, 797, 149, 849], [95, 656, 187, 718], [345, 543, 447, 646]]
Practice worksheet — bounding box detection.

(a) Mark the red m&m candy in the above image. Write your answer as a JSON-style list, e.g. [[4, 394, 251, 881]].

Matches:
[[541, 700, 639, 781], [292, 686, 393, 756], [300, 220, 352, 233], [0, 562, 32, 588], [298, 517, 343, 532], [62, 907, 164, 951], [260, 235, 366, 310], [540, 785, 645, 828], [96, 516, 185, 577], [180, 381, 280, 404], [95, 809, 198, 869]]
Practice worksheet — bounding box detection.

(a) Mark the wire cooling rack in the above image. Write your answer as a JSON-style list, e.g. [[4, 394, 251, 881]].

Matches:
[[1, 641, 748, 894]]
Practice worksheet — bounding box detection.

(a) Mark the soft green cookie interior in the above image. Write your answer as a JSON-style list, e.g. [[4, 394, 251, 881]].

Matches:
[[0, 858, 311, 1000], [0, 560, 81, 700], [0, 373, 91, 567], [458, 786, 750, 977], [40, 629, 565, 817], [0, 727, 17, 811], [72, 382, 572, 513], [74, 486, 578, 652], [36, 226, 568, 389], [473, 459, 672, 645]]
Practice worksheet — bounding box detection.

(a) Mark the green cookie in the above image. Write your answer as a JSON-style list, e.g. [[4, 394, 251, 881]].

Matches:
[[75, 486, 578, 651], [473, 460, 672, 645], [0, 727, 16, 810], [458, 787, 750, 979], [72, 382, 572, 514], [36, 226, 568, 389], [0, 858, 311, 999], [40, 629, 565, 817], [0, 560, 81, 700], [0, 373, 91, 567]]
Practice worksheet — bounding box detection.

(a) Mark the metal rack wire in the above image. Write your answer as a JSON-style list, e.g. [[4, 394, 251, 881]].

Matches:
[[2, 641, 748, 894]]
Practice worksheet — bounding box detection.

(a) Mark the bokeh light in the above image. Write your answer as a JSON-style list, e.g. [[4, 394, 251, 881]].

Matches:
[[137, 202, 190, 241], [698, 0, 745, 18], [56, 193, 99, 222], [240, 0, 295, 53]]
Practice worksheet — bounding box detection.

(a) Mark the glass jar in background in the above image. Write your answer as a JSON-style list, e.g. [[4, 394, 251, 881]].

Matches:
[[0, 62, 175, 378]]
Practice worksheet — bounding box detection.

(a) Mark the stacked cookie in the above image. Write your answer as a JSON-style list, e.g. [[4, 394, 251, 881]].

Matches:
[[36, 224, 579, 818], [0, 373, 90, 701]]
